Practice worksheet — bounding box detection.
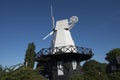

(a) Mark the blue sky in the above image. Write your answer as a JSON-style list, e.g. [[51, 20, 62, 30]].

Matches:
[[0, 0, 120, 67]]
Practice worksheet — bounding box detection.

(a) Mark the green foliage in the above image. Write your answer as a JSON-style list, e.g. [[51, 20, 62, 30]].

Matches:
[[105, 48, 120, 62], [83, 60, 108, 80], [71, 74, 84, 80], [0, 65, 2, 71], [71, 60, 109, 80], [0, 66, 43, 80], [108, 72, 120, 80], [83, 60, 107, 73], [24, 42, 36, 69]]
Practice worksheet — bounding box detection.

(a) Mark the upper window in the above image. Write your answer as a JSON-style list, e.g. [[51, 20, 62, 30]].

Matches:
[[72, 61, 77, 70]]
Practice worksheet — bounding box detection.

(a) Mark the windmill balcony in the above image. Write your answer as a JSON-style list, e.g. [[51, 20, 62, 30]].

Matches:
[[35, 45, 93, 62]]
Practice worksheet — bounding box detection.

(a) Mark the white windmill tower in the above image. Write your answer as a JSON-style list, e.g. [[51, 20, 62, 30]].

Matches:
[[43, 7, 78, 54]]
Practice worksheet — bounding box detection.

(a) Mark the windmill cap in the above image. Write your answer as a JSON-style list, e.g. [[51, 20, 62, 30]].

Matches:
[[55, 19, 69, 30]]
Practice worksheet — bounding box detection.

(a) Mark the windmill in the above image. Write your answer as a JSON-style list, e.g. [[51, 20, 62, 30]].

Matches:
[[35, 6, 93, 80]]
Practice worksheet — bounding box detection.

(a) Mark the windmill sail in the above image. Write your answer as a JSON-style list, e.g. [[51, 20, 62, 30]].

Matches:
[[43, 31, 54, 40], [42, 5, 55, 40], [51, 5, 55, 30]]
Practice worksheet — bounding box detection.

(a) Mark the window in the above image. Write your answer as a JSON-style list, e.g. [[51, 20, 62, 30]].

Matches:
[[57, 62, 64, 76], [72, 61, 77, 70]]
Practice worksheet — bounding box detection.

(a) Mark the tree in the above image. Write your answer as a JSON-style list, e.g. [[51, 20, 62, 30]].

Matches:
[[0, 65, 3, 78], [108, 72, 120, 80], [0, 66, 9, 80], [24, 42, 36, 69], [0, 65, 2, 72], [105, 48, 120, 63], [0, 66, 43, 80], [70, 60, 108, 80], [83, 60, 108, 80], [105, 48, 120, 73]]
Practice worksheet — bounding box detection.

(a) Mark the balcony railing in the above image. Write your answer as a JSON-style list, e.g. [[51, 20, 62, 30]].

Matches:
[[36, 45, 93, 58]]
